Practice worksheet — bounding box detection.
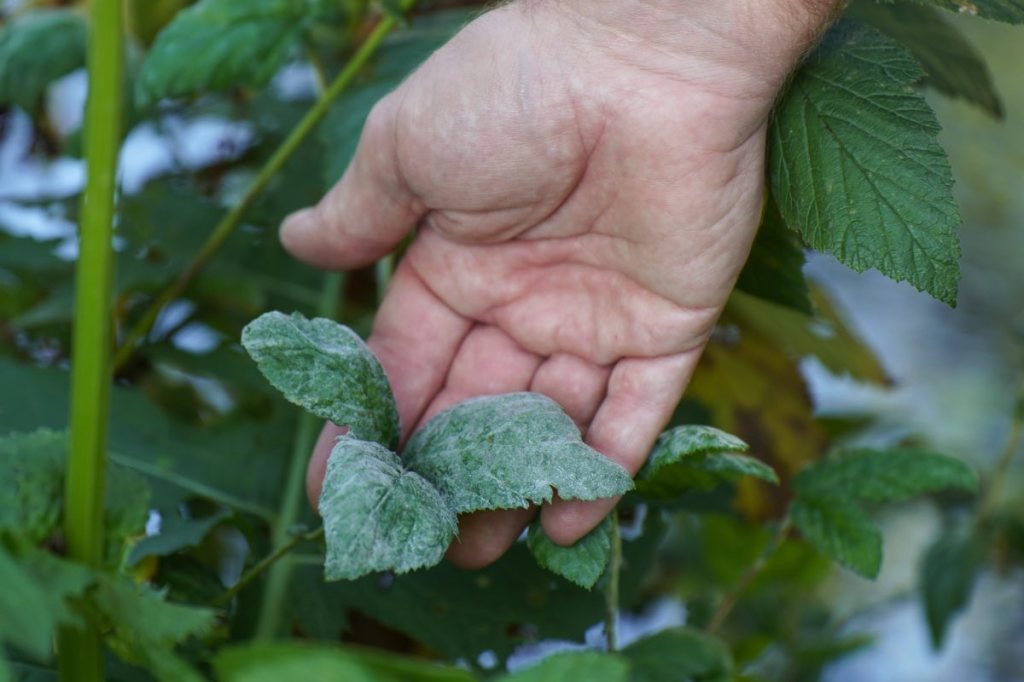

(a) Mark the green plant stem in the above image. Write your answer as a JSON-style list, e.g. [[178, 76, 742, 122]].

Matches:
[[978, 381, 1024, 522], [214, 526, 325, 608], [255, 272, 343, 638], [111, 7, 413, 372], [375, 254, 394, 305], [706, 515, 792, 635], [58, 0, 124, 680], [604, 512, 622, 652]]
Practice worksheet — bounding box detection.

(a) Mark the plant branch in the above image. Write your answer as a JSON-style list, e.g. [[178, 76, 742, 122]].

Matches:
[[978, 380, 1024, 522], [213, 526, 325, 608], [604, 512, 622, 652], [111, 6, 413, 372], [706, 515, 792, 635], [255, 272, 343, 638], [59, 0, 124, 679]]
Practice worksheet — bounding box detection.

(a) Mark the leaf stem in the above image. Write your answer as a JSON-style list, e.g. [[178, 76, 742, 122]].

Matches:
[[254, 272, 343, 638], [375, 254, 394, 305], [706, 515, 792, 635], [604, 512, 622, 652], [111, 7, 413, 371], [978, 380, 1024, 522], [59, 0, 124, 679], [213, 526, 325, 608]]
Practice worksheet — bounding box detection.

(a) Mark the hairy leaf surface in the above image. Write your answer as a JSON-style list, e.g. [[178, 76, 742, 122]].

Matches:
[[769, 22, 961, 305], [0, 430, 65, 544], [636, 425, 776, 499], [0, 9, 87, 112], [526, 516, 612, 589], [792, 497, 883, 578], [242, 312, 399, 446], [320, 438, 456, 581], [404, 393, 633, 513]]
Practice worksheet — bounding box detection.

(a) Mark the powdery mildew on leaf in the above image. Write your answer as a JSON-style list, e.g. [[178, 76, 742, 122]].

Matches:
[[403, 393, 633, 513], [769, 21, 962, 305], [242, 312, 399, 447], [320, 438, 457, 581], [635, 425, 776, 499], [526, 516, 612, 589]]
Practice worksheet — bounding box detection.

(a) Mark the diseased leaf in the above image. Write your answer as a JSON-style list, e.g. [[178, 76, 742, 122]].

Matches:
[[242, 312, 399, 447], [404, 393, 633, 513], [735, 194, 812, 314], [920, 524, 981, 648], [791, 497, 883, 578], [322, 11, 471, 184], [635, 425, 776, 500], [136, 0, 320, 106], [793, 449, 978, 502], [0, 9, 87, 112], [128, 509, 232, 566], [851, 1, 1003, 117], [214, 642, 474, 682], [526, 516, 612, 590], [769, 21, 961, 305], [320, 438, 456, 581], [915, 0, 1024, 24], [498, 652, 630, 682], [623, 628, 733, 682]]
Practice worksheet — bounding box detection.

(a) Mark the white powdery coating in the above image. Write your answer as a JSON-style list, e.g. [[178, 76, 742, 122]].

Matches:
[[320, 438, 456, 581]]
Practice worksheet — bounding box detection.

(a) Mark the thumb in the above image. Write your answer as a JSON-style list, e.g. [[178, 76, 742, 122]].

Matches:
[[281, 94, 424, 269]]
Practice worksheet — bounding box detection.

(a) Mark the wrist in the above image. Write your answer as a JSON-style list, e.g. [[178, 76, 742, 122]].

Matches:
[[546, 0, 843, 100]]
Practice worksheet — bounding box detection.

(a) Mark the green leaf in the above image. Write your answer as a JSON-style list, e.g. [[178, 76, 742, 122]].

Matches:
[[242, 312, 399, 447], [0, 9, 87, 112], [322, 10, 470, 184], [0, 359, 296, 519], [404, 393, 633, 513], [94, 576, 216, 682], [136, 0, 316, 106], [635, 425, 776, 500], [920, 524, 981, 648], [769, 21, 961, 305], [916, 0, 1024, 24], [290, 511, 666, 664], [850, 1, 1003, 117], [791, 497, 883, 578], [793, 449, 978, 503], [735, 194, 812, 314], [0, 548, 58, 660], [0, 547, 94, 663], [623, 628, 733, 682], [499, 652, 630, 682], [527, 516, 612, 590], [0, 430, 65, 544], [213, 642, 475, 682], [320, 438, 457, 581], [128, 509, 232, 567]]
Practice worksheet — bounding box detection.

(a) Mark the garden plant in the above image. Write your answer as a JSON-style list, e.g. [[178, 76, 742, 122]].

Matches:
[[0, 0, 1022, 680]]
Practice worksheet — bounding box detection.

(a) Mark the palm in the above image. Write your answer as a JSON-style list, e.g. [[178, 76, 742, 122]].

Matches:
[[285, 2, 781, 566]]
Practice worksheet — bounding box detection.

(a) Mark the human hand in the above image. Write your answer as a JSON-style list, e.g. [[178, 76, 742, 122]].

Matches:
[[282, 0, 838, 568]]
